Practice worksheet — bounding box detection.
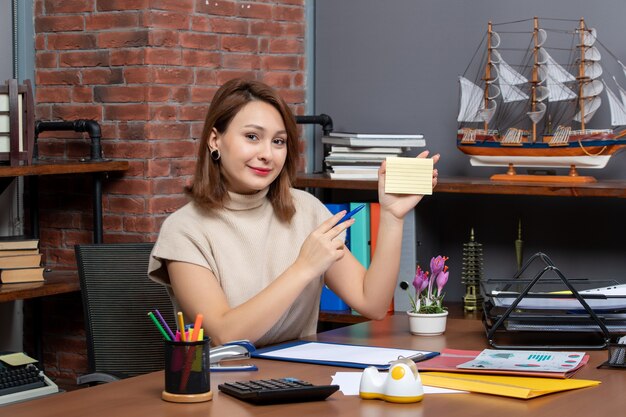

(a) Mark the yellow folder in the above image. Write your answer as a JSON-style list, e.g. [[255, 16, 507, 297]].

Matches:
[[420, 372, 600, 399]]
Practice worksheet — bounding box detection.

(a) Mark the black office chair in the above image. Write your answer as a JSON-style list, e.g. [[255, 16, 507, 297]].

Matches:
[[75, 242, 176, 385]]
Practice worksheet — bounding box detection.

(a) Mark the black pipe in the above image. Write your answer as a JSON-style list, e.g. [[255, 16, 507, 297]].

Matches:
[[35, 119, 104, 161], [295, 114, 333, 136]]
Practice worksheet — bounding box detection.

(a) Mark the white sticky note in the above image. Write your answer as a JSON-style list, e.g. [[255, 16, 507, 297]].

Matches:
[[385, 157, 433, 195]]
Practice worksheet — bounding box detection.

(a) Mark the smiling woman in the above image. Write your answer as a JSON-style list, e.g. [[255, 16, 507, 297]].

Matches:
[[148, 78, 440, 348]]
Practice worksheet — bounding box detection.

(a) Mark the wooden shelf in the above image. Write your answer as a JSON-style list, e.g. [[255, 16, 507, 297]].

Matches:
[[295, 173, 626, 198], [0, 270, 80, 302], [0, 159, 129, 178]]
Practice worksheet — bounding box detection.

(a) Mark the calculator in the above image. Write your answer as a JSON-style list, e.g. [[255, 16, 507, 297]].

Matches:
[[217, 377, 339, 405]]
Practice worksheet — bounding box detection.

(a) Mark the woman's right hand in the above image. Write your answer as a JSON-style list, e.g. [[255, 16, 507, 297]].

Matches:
[[294, 211, 354, 279]]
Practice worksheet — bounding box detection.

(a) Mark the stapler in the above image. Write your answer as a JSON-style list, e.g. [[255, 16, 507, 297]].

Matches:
[[209, 340, 258, 372], [359, 357, 424, 403]]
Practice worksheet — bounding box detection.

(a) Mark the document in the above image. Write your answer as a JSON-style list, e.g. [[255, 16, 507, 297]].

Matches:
[[252, 341, 439, 369], [417, 348, 588, 378], [457, 349, 585, 373]]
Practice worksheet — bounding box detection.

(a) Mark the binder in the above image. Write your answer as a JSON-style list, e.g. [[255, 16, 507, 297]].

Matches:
[[321, 203, 351, 311], [252, 340, 439, 370], [349, 202, 370, 268]]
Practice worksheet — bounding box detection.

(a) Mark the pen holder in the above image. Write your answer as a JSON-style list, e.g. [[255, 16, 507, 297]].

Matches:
[[162, 338, 212, 403]]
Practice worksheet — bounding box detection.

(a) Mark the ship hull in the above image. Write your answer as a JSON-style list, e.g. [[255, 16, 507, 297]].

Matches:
[[457, 139, 626, 168]]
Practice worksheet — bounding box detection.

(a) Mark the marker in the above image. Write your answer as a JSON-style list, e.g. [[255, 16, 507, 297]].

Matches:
[[177, 311, 187, 342], [148, 312, 171, 341], [154, 309, 176, 341], [337, 204, 365, 225], [191, 313, 204, 342]]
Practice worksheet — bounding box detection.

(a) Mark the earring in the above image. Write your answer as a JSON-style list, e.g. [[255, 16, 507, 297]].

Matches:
[[210, 149, 221, 161]]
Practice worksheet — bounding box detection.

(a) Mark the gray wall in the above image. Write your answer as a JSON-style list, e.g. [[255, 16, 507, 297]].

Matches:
[[314, 0, 626, 301]]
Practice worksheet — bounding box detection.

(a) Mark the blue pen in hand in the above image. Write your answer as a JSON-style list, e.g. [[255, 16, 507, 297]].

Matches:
[[336, 204, 365, 225]]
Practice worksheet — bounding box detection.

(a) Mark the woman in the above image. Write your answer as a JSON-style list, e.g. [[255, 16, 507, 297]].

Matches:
[[149, 78, 439, 347]]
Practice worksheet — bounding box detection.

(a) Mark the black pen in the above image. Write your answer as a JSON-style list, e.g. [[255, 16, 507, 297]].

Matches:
[[337, 204, 366, 225]]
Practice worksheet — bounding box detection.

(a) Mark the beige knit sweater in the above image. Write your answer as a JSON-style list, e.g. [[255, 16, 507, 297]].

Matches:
[[148, 187, 334, 347]]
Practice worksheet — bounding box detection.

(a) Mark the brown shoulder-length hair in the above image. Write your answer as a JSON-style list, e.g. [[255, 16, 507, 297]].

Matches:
[[185, 78, 299, 222]]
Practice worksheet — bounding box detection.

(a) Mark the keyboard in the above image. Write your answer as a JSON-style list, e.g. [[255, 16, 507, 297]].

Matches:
[[218, 377, 339, 405], [0, 363, 59, 406]]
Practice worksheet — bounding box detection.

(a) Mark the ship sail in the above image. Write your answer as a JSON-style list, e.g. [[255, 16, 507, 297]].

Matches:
[[604, 80, 626, 126], [574, 27, 603, 124], [457, 76, 498, 123], [537, 48, 577, 102], [491, 51, 529, 103]]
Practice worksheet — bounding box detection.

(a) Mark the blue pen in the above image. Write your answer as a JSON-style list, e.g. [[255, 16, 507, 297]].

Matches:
[[337, 204, 366, 225]]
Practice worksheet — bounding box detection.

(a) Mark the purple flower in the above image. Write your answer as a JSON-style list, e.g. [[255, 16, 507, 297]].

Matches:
[[412, 266, 429, 294], [430, 255, 448, 277], [436, 266, 449, 296]]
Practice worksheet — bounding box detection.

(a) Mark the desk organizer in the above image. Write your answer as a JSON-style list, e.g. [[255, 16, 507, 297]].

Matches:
[[598, 339, 626, 369], [481, 252, 625, 350]]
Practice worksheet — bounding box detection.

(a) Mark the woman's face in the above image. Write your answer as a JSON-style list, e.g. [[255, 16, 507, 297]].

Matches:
[[210, 100, 288, 195]]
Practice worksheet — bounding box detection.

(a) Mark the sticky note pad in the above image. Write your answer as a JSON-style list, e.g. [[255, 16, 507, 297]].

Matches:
[[0, 352, 38, 367], [385, 157, 433, 195]]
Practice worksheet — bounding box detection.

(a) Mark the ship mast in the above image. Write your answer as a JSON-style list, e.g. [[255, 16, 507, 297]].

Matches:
[[531, 17, 540, 143], [484, 21, 493, 132], [578, 18, 587, 132]]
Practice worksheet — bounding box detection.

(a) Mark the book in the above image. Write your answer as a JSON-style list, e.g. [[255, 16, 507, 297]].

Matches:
[[0, 237, 39, 251], [368, 202, 393, 313], [322, 135, 426, 148], [329, 172, 379, 180], [0, 267, 45, 284], [0, 254, 42, 269], [328, 132, 424, 139], [330, 146, 404, 154], [330, 166, 379, 180], [0, 248, 40, 256]]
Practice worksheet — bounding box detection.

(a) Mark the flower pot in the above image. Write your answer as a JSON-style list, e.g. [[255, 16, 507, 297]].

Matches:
[[407, 311, 448, 336]]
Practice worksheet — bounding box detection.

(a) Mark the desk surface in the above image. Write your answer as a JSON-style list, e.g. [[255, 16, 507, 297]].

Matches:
[[4, 315, 624, 416], [0, 271, 80, 302], [295, 173, 626, 198]]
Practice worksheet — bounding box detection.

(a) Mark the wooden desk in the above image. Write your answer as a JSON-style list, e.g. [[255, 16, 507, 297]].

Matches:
[[295, 173, 626, 198], [4, 316, 624, 416], [0, 159, 129, 243]]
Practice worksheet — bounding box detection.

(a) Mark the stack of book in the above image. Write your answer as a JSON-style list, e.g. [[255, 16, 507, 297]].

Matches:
[[0, 237, 44, 284], [322, 132, 426, 180]]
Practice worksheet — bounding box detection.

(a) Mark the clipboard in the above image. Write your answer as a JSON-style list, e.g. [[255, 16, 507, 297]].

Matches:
[[251, 340, 439, 369]]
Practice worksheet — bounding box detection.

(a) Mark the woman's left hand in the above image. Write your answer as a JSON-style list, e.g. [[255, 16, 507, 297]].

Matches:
[[377, 150, 440, 220]]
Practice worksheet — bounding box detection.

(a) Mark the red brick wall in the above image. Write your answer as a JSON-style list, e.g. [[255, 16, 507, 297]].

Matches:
[[30, 0, 307, 389]]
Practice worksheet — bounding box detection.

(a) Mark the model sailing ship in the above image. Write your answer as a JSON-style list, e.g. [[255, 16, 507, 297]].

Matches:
[[457, 17, 626, 181]]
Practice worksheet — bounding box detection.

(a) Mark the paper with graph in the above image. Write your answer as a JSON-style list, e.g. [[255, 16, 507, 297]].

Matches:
[[457, 349, 585, 373], [384, 157, 433, 195]]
